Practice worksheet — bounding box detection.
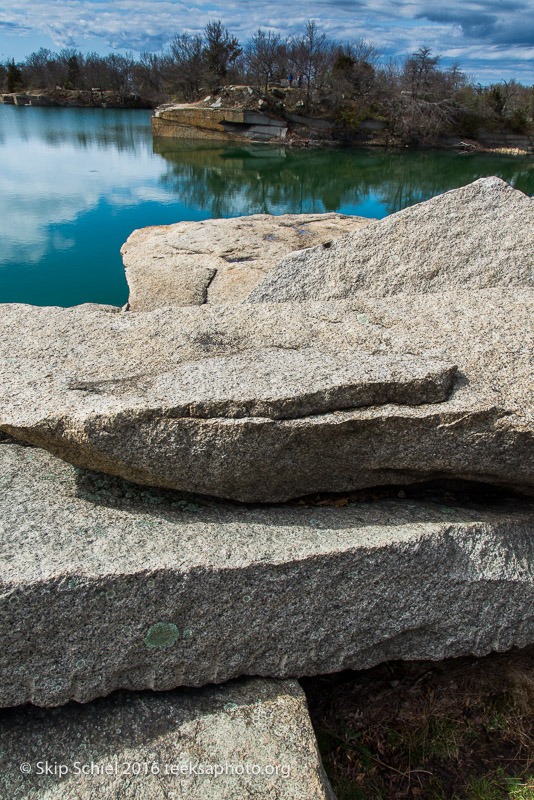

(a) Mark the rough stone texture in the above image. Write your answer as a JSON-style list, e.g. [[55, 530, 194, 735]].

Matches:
[[121, 213, 369, 310], [0, 678, 335, 800], [0, 293, 533, 501], [248, 178, 534, 303], [48, 348, 458, 421], [1, 440, 534, 707]]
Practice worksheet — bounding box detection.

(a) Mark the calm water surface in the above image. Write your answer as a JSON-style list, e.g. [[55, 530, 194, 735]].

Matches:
[[2, 105, 533, 307]]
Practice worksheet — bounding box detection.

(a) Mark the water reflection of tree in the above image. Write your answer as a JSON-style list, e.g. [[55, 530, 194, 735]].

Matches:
[[154, 138, 534, 218], [16, 109, 154, 153]]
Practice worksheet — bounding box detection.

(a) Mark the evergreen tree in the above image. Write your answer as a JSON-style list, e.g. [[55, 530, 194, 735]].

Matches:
[[7, 59, 23, 92], [203, 21, 242, 80]]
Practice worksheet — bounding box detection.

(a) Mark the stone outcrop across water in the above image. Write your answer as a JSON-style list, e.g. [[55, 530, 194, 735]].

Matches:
[[0, 293, 532, 501], [248, 177, 534, 303], [152, 103, 289, 142], [2, 440, 534, 708], [0, 676, 335, 799], [121, 213, 369, 310]]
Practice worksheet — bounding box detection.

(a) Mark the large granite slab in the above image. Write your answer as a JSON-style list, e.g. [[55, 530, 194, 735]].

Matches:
[[1, 441, 534, 707], [0, 293, 532, 501], [121, 212, 369, 310], [0, 678, 335, 799], [248, 178, 534, 303]]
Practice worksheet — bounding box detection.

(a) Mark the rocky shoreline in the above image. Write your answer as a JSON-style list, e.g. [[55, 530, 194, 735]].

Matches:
[[1, 176, 533, 798], [1, 89, 152, 108], [3, 88, 532, 154], [150, 86, 534, 153]]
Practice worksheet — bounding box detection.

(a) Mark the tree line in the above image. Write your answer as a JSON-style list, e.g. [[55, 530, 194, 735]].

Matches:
[[2, 20, 533, 142]]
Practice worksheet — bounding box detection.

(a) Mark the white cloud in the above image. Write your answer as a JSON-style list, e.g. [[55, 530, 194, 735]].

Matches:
[[0, 119, 163, 266], [0, 0, 533, 81]]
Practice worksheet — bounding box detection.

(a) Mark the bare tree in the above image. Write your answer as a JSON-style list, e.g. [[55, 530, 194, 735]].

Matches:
[[403, 47, 441, 106], [134, 52, 165, 100], [398, 47, 458, 141], [5, 22, 531, 143], [166, 34, 205, 100], [24, 48, 53, 88], [446, 61, 467, 92], [103, 53, 134, 94], [289, 20, 333, 110], [84, 52, 110, 92], [245, 29, 283, 93]]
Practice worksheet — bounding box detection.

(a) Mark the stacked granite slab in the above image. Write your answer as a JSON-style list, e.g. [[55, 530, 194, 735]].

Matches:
[[1, 178, 533, 799], [2, 438, 534, 708], [0, 291, 532, 501], [0, 212, 370, 799]]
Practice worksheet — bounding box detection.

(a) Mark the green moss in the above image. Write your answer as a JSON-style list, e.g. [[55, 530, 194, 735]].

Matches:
[[144, 622, 180, 648]]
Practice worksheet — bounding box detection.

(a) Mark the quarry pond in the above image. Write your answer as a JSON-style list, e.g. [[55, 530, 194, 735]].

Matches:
[[2, 103, 534, 308]]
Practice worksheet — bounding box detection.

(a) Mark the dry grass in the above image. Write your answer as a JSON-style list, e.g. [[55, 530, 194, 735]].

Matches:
[[302, 646, 534, 800]]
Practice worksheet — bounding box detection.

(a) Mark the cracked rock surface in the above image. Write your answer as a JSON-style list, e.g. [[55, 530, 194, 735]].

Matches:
[[0, 292, 532, 501], [0, 676, 335, 799], [248, 178, 534, 303], [121, 212, 369, 310]]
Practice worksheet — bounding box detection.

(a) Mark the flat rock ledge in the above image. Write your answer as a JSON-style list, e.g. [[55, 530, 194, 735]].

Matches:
[[248, 177, 534, 303], [2, 441, 534, 708], [0, 677, 335, 800], [120, 212, 369, 310], [0, 292, 532, 501]]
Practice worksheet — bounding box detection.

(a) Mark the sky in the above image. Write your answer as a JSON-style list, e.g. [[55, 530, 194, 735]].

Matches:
[[0, 0, 533, 84]]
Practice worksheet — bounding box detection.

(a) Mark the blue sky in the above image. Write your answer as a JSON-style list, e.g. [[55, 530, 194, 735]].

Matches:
[[1, 0, 533, 84]]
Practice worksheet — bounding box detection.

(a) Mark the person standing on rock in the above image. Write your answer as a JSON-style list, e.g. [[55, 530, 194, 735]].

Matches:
[[288, 73, 293, 87]]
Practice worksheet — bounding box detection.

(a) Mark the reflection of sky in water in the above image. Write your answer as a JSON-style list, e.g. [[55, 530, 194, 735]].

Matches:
[[1, 105, 533, 307], [0, 107, 206, 306], [0, 109, 166, 267], [1, 142, 173, 264]]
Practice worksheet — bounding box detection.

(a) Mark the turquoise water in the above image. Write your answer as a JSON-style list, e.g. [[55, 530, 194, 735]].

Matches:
[[1, 104, 533, 307]]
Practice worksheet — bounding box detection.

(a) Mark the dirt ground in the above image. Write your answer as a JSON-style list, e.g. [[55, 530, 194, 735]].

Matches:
[[302, 646, 534, 800]]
